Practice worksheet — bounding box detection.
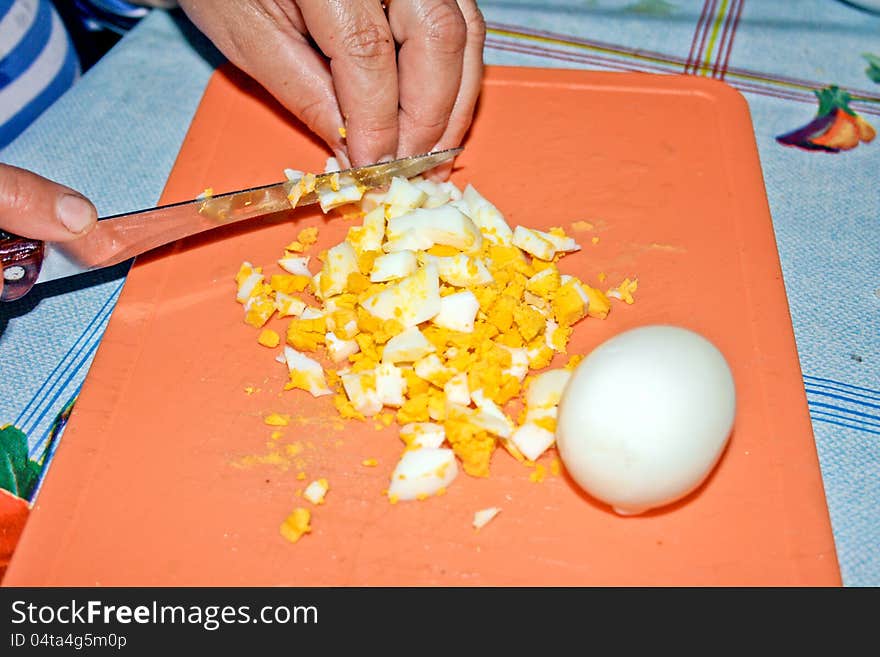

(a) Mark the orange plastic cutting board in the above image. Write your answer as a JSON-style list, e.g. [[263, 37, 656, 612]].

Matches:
[[4, 66, 841, 586]]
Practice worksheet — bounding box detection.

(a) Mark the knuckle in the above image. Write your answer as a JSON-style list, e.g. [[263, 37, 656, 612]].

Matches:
[[468, 9, 487, 43], [402, 105, 448, 134], [0, 168, 31, 214], [421, 2, 467, 52], [297, 97, 327, 133], [340, 23, 395, 67]]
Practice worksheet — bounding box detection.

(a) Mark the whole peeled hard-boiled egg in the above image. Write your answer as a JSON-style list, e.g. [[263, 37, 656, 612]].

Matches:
[[556, 325, 736, 515]]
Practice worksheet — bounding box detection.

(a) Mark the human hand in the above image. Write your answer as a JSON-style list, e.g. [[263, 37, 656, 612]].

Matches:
[[0, 163, 97, 241], [177, 0, 485, 177]]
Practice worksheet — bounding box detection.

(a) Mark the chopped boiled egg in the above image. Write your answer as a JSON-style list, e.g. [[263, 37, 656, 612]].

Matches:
[[443, 372, 471, 406], [462, 184, 513, 244], [236, 263, 264, 303], [512, 226, 556, 261], [317, 172, 365, 212], [341, 371, 383, 416], [375, 363, 407, 407], [326, 331, 360, 362], [370, 250, 418, 282], [399, 422, 446, 449], [303, 478, 329, 505], [284, 346, 333, 397], [279, 508, 311, 543], [278, 255, 312, 277], [387, 447, 458, 501], [510, 422, 555, 462], [274, 292, 307, 318], [361, 262, 441, 328], [434, 253, 493, 287], [258, 329, 280, 348], [387, 205, 483, 254], [234, 162, 640, 505], [383, 326, 436, 363], [320, 241, 359, 298], [432, 290, 480, 333], [384, 176, 428, 210], [473, 506, 501, 530]]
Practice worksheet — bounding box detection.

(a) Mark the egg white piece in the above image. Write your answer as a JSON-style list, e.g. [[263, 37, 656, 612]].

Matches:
[[284, 346, 333, 397], [317, 176, 364, 212], [499, 345, 529, 382], [511, 422, 556, 461], [384, 176, 428, 210], [274, 292, 307, 318], [413, 354, 453, 384], [432, 290, 480, 333], [526, 369, 571, 408], [443, 372, 471, 406], [361, 263, 441, 328], [278, 255, 312, 277], [320, 241, 359, 297], [383, 326, 436, 363], [556, 325, 736, 515], [512, 226, 556, 261], [473, 507, 501, 530], [399, 422, 446, 449], [375, 363, 407, 407], [435, 254, 494, 287], [387, 206, 483, 254], [356, 206, 386, 253], [371, 250, 418, 282], [326, 331, 360, 362], [303, 479, 329, 505], [388, 448, 458, 501], [462, 184, 514, 245], [236, 270, 263, 303], [341, 371, 383, 417]]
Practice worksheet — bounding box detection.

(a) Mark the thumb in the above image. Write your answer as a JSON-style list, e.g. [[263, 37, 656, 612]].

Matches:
[[0, 164, 97, 241]]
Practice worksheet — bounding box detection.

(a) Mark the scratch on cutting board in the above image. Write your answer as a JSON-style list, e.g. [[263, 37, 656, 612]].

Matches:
[[629, 242, 687, 254]]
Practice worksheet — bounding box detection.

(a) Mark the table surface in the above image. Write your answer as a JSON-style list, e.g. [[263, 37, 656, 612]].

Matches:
[[1, 1, 878, 586]]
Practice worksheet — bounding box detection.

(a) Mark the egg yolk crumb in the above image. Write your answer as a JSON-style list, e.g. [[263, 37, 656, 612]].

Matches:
[[264, 413, 290, 426], [279, 508, 311, 543], [258, 329, 280, 348]]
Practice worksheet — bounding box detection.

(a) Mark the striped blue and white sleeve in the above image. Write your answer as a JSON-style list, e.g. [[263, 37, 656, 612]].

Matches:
[[0, 0, 80, 150]]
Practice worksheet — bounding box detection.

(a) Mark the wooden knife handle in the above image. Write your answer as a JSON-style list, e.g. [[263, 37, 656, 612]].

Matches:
[[0, 230, 45, 302]]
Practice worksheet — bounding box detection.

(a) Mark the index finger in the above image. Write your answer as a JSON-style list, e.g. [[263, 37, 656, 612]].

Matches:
[[299, 0, 399, 166], [388, 0, 467, 158]]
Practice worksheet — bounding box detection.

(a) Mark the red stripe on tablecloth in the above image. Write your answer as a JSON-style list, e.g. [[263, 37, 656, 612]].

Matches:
[[484, 38, 880, 117], [686, 0, 714, 74], [486, 20, 880, 104], [719, 0, 745, 80], [712, 0, 739, 78], [692, 0, 719, 76], [485, 39, 675, 75]]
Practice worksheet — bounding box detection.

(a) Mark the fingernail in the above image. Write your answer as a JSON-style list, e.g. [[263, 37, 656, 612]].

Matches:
[[57, 194, 96, 234], [378, 154, 395, 164]]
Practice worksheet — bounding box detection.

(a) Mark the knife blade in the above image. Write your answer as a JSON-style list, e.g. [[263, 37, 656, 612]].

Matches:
[[0, 147, 461, 302]]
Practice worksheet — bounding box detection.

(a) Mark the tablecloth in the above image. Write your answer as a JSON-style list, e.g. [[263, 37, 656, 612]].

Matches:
[[1, 0, 877, 586]]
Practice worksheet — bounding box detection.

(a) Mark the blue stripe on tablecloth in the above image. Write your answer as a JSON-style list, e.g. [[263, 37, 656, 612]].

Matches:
[[808, 401, 879, 424], [23, 280, 124, 457], [806, 391, 880, 412], [811, 413, 880, 436], [17, 278, 122, 430], [804, 374, 880, 399]]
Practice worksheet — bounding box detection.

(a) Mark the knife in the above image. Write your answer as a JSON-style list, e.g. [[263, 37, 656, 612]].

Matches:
[[0, 147, 462, 302]]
